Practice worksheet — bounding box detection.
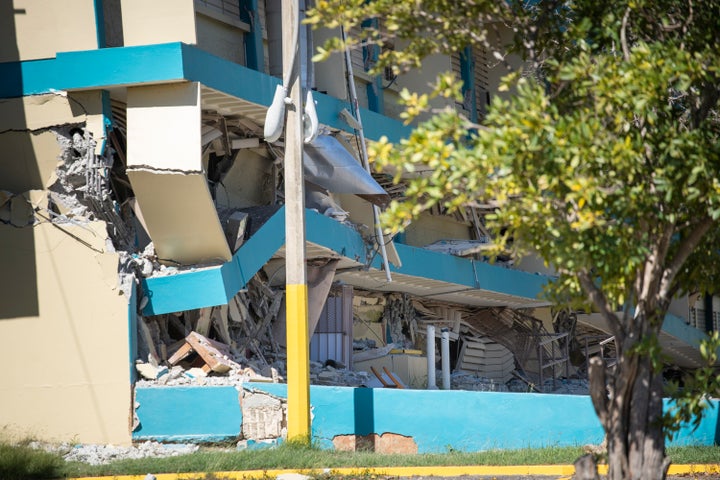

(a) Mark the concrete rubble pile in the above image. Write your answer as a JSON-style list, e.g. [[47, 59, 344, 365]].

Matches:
[[30, 440, 198, 465]]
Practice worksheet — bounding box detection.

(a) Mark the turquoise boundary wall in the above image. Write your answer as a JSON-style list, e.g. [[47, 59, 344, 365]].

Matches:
[[133, 385, 719, 450]]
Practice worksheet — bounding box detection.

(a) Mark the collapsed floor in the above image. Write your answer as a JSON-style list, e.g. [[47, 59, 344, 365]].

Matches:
[[133, 271, 610, 396]]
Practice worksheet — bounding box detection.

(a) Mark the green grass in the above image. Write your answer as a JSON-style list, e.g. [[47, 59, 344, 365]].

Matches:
[[0, 441, 65, 480], [2, 439, 719, 480]]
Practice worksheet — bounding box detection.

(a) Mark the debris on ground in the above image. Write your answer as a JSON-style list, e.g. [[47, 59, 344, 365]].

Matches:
[[29, 440, 199, 465]]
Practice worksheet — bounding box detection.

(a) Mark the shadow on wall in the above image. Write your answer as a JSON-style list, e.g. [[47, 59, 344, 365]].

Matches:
[[0, 4, 39, 319]]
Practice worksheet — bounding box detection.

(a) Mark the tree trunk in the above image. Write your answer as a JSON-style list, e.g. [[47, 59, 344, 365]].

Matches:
[[589, 325, 672, 480]]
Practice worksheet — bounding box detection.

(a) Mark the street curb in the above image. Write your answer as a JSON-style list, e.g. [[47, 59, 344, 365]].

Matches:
[[70, 463, 720, 479]]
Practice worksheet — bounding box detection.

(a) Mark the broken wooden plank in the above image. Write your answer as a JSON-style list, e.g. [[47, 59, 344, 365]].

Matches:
[[186, 331, 238, 373], [167, 341, 193, 365]]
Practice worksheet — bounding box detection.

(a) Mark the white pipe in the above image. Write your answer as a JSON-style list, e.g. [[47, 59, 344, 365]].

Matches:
[[340, 27, 392, 283], [426, 325, 437, 389], [441, 328, 451, 390]]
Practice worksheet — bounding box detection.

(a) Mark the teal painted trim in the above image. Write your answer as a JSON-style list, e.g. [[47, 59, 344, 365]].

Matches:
[[662, 313, 709, 349], [142, 207, 548, 315], [181, 43, 410, 142], [0, 43, 186, 97], [0, 43, 188, 98], [133, 386, 242, 442], [244, 384, 718, 450], [181, 44, 411, 142], [362, 17, 384, 114], [128, 285, 138, 384], [132, 385, 718, 450], [393, 243, 548, 301], [238, 0, 264, 72], [181, 43, 278, 109], [141, 267, 228, 315], [132, 383, 720, 450], [306, 209, 373, 266], [460, 46, 477, 123], [220, 206, 286, 300], [100, 89, 112, 154], [0, 43, 411, 143], [93, 0, 105, 48], [472, 260, 548, 301]]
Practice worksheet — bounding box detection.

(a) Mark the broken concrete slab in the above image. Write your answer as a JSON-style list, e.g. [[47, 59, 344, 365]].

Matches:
[[126, 170, 232, 265]]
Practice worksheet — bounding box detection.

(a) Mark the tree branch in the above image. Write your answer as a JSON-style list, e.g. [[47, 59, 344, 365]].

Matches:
[[620, 6, 631, 62], [578, 270, 622, 335], [589, 356, 609, 428], [659, 216, 715, 302], [639, 221, 675, 306]]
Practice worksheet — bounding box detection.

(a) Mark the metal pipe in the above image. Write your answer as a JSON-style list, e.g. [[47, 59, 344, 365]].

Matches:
[[427, 325, 437, 389], [340, 27, 392, 283], [441, 328, 451, 390]]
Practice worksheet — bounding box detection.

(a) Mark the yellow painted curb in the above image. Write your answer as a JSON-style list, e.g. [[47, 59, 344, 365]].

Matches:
[[68, 463, 720, 480]]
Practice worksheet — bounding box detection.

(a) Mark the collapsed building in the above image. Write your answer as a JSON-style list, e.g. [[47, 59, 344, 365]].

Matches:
[[0, 0, 716, 448]]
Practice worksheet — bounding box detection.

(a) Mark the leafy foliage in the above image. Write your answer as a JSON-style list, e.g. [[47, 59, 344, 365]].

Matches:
[[664, 331, 720, 441], [308, 0, 720, 477]]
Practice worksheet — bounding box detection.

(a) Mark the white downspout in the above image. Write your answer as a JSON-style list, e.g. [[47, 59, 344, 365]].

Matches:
[[441, 328, 451, 390], [427, 325, 437, 389]]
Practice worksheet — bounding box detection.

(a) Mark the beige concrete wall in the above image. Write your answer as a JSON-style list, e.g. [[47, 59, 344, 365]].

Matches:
[[195, 12, 246, 65], [403, 212, 471, 247], [313, 27, 347, 100], [0, 0, 98, 63], [515, 253, 557, 277], [127, 83, 202, 172], [396, 50, 455, 120], [126, 82, 231, 265], [127, 170, 232, 264], [121, 0, 196, 46], [0, 93, 105, 193], [0, 221, 132, 444]]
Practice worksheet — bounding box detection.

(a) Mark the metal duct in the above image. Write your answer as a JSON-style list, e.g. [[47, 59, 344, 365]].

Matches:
[[303, 135, 390, 207]]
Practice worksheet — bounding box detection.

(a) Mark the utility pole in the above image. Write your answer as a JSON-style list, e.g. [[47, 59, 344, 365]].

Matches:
[[282, 0, 311, 441]]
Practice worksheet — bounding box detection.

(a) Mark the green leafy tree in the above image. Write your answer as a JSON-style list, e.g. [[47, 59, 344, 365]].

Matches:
[[308, 1, 720, 479]]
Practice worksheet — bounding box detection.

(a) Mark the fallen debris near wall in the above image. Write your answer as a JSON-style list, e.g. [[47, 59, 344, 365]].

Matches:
[[29, 440, 198, 465]]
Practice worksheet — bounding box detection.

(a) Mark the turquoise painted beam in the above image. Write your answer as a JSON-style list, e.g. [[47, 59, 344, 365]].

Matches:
[[0, 43, 412, 143], [93, 0, 105, 49], [361, 16, 384, 114], [305, 209, 374, 266], [238, 0, 264, 72], [393, 243, 548, 300], [141, 266, 228, 316], [662, 313, 709, 349], [141, 206, 287, 316], [141, 207, 551, 316]]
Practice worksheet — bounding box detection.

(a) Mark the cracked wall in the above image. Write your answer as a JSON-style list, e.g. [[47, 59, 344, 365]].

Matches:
[[0, 92, 134, 444], [126, 82, 231, 265]]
